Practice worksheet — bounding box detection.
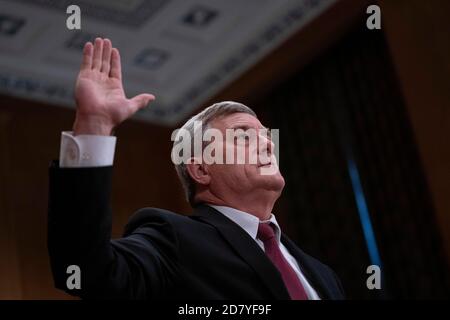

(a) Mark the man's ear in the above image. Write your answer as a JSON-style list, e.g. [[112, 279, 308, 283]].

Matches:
[[185, 157, 211, 186]]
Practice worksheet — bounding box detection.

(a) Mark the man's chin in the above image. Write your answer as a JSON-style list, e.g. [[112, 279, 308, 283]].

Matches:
[[254, 172, 285, 192]]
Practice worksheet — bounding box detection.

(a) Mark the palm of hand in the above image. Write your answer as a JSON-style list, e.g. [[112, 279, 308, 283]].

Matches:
[[74, 38, 155, 133], [76, 71, 129, 124]]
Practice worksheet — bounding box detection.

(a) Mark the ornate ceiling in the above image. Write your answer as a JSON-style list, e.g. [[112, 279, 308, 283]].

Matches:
[[0, 0, 337, 125]]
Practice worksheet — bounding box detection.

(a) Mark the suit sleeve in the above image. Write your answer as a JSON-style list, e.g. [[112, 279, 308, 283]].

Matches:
[[47, 161, 180, 299]]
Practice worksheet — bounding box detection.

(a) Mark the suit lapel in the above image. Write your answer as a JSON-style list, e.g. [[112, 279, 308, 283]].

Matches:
[[191, 204, 290, 299], [281, 234, 333, 299]]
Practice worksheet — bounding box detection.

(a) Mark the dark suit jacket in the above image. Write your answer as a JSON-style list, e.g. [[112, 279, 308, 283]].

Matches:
[[48, 162, 345, 299]]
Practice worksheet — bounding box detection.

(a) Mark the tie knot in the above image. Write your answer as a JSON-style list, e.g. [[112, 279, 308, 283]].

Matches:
[[257, 223, 275, 242]]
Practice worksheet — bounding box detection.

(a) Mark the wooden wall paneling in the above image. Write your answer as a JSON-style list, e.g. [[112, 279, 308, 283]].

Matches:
[[380, 0, 450, 263]]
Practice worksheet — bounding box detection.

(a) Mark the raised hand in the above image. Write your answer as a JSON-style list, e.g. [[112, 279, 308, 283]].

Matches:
[[73, 38, 155, 135]]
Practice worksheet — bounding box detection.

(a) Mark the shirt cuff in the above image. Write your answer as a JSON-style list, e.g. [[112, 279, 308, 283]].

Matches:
[[59, 131, 117, 168]]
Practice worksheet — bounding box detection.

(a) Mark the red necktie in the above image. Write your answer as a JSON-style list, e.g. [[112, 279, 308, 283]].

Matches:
[[257, 222, 309, 300]]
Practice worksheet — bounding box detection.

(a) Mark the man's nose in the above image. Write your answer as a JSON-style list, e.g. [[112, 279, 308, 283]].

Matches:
[[258, 131, 273, 156]]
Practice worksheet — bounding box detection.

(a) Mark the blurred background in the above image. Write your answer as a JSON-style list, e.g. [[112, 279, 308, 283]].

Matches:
[[0, 0, 449, 299]]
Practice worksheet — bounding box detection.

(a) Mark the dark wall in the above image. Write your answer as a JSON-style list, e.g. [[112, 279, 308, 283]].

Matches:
[[252, 26, 450, 299]]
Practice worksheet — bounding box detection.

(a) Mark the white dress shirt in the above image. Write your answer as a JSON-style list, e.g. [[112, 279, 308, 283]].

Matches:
[[59, 131, 116, 167], [58, 131, 320, 299]]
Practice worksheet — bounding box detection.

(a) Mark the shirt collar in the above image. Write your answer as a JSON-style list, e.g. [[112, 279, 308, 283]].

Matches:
[[208, 204, 282, 243]]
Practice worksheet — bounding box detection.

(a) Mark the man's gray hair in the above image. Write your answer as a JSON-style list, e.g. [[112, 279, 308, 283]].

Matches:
[[173, 101, 257, 206]]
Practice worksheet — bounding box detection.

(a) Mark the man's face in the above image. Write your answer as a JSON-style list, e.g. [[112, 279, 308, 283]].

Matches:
[[205, 112, 285, 198]]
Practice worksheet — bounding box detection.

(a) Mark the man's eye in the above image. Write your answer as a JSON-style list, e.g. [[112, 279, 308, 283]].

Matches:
[[234, 135, 250, 145]]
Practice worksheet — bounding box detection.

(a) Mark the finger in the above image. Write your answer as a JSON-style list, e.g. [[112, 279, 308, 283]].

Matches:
[[101, 38, 112, 74], [110, 48, 122, 80], [92, 37, 103, 70], [129, 93, 156, 113], [81, 42, 93, 70]]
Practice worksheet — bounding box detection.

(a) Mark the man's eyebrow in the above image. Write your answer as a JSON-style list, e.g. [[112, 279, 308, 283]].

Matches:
[[230, 124, 252, 130], [229, 124, 268, 130]]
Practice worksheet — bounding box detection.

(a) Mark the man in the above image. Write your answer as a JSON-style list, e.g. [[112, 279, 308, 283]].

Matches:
[[48, 38, 345, 299]]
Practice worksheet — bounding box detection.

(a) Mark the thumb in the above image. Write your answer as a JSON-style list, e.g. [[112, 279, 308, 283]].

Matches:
[[129, 93, 155, 112]]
